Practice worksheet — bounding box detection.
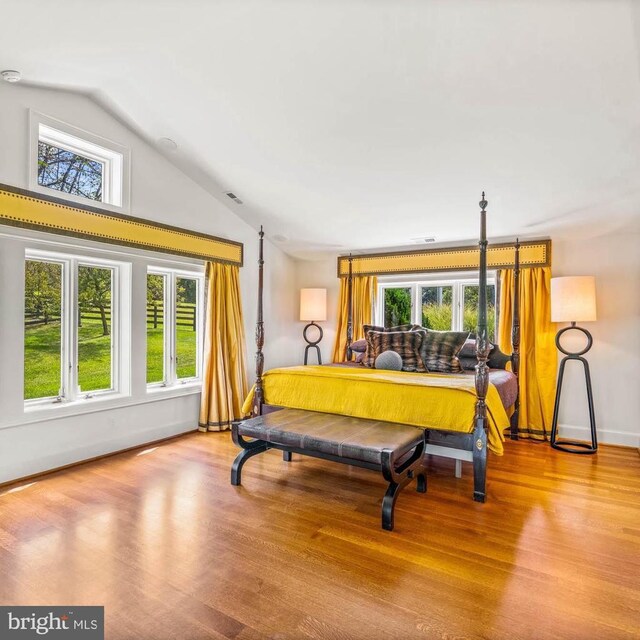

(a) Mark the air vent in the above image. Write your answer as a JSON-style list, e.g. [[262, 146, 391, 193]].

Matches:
[[225, 191, 243, 204], [411, 237, 436, 244]]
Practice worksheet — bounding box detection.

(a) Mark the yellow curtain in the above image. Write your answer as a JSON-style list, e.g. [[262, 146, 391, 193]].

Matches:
[[331, 276, 377, 363], [198, 262, 249, 432], [498, 267, 557, 440]]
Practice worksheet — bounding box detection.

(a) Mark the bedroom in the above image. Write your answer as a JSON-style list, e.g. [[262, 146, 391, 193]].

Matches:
[[0, 1, 639, 639]]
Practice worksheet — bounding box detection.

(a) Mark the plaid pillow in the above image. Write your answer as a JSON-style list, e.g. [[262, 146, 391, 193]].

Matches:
[[419, 330, 469, 373], [362, 323, 414, 334], [364, 330, 427, 372]]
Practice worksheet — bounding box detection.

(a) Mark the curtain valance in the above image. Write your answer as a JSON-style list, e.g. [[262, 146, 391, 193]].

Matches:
[[337, 240, 550, 277], [0, 184, 243, 265]]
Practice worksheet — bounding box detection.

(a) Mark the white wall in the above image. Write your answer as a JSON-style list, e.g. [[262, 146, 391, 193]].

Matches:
[[553, 231, 640, 448], [0, 82, 299, 484], [292, 234, 640, 448]]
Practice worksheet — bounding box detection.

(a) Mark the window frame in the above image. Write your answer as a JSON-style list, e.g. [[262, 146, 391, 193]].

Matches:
[[29, 110, 131, 212], [146, 267, 204, 390], [377, 272, 498, 336], [24, 248, 130, 408]]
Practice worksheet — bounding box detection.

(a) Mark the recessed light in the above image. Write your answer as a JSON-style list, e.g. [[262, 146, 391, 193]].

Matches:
[[1, 70, 21, 83], [157, 137, 178, 152]]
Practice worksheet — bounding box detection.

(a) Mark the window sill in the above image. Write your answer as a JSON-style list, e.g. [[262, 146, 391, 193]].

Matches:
[[2, 385, 201, 431], [146, 381, 202, 399]]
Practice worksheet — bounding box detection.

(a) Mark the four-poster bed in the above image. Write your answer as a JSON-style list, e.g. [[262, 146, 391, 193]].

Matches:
[[233, 194, 522, 518]]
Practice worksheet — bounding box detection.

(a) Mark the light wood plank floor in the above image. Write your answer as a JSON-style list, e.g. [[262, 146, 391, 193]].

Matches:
[[1, 433, 639, 640]]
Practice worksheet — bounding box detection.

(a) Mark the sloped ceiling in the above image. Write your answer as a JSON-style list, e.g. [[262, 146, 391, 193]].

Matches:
[[2, 0, 640, 258]]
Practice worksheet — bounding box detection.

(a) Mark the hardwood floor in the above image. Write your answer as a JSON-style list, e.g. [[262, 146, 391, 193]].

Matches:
[[1, 434, 639, 640]]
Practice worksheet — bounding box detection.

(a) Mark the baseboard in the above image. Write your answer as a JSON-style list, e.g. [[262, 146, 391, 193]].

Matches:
[[555, 423, 639, 449], [0, 420, 198, 487]]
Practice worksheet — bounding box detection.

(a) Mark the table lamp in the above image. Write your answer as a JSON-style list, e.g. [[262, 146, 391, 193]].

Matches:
[[300, 288, 327, 365], [550, 276, 597, 453]]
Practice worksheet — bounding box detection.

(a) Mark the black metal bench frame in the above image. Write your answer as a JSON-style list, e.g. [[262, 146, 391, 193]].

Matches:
[[230, 420, 427, 531]]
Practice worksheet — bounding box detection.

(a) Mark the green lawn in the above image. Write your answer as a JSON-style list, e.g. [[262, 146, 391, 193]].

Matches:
[[24, 319, 197, 400]]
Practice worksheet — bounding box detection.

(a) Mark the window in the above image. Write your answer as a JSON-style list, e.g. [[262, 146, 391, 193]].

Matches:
[[24, 250, 128, 404], [146, 269, 203, 387], [30, 112, 130, 210], [378, 275, 497, 341]]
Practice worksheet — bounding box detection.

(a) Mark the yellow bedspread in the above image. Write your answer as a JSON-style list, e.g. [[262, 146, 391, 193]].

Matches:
[[242, 366, 508, 454]]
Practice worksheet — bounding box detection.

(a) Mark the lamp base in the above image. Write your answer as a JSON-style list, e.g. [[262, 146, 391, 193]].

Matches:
[[550, 324, 597, 454], [303, 321, 323, 365]]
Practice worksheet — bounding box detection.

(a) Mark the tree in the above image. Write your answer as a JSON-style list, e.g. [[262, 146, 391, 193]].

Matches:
[[384, 288, 411, 327], [78, 266, 112, 336], [24, 261, 62, 324]]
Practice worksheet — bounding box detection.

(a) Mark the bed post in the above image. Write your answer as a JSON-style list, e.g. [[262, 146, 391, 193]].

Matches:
[[253, 226, 265, 417], [510, 240, 521, 439], [346, 254, 354, 361], [473, 193, 490, 503]]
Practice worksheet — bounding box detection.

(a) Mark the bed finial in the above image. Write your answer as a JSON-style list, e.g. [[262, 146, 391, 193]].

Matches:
[[510, 237, 521, 439], [346, 253, 354, 360], [254, 225, 265, 416]]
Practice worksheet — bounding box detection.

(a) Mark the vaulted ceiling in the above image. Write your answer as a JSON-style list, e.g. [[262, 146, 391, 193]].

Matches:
[[2, 0, 640, 257]]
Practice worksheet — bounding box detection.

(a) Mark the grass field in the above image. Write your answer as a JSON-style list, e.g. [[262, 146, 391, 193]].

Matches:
[[24, 319, 197, 400]]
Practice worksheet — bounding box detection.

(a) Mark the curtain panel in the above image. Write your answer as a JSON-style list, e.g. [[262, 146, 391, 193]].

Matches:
[[498, 267, 557, 440], [198, 262, 249, 432], [331, 276, 377, 363]]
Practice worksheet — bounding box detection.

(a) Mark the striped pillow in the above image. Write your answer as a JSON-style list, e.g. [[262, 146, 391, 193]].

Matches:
[[418, 330, 469, 373], [364, 330, 427, 372], [362, 324, 414, 334]]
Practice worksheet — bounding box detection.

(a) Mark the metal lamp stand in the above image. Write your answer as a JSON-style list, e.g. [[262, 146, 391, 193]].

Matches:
[[550, 322, 597, 454], [303, 321, 323, 365]]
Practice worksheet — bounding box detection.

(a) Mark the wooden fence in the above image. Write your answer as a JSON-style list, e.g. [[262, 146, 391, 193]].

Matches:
[[25, 304, 197, 331]]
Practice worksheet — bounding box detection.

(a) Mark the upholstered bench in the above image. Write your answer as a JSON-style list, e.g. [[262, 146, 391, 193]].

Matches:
[[230, 408, 427, 531]]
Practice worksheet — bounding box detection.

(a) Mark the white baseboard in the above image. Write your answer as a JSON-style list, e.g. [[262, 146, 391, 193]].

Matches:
[[0, 420, 197, 485], [555, 423, 640, 448]]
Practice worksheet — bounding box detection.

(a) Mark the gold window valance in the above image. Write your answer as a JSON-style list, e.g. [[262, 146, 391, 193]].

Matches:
[[337, 240, 550, 277], [0, 184, 243, 265]]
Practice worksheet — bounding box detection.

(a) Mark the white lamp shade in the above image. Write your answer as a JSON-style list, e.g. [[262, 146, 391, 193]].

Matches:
[[551, 276, 597, 323], [300, 288, 327, 322]]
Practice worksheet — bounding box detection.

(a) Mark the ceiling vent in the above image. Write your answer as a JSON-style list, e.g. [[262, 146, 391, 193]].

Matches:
[[225, 191, 243, 205], [411, 237, 436, 244]]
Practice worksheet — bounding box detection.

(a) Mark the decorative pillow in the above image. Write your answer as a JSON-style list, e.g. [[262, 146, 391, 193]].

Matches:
[[355, 351, 365, 363], [364, 330, 426, 372], [349, 338, 367, 353], [418, 330, 469, 373], [458, 337, 494, 359], [375, 350, 403, 371], [362, 323, 414, 335]]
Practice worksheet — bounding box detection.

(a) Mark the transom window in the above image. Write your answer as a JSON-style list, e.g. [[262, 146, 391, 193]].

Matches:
[[29, 112, 130, 210], [146, 268, 203, 387], [24, 250, 129, 404], [378, 275, 497, 341]]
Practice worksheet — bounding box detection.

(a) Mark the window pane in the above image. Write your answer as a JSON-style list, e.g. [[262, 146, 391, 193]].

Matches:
[[383, 287, 412, 327], [77, 265, 113, 392], [24, 260, 63, 400], [463, 285, 496, 342], [147, 273, 166, 384], [176, 277, 198, 379], [421, 286, 453, 330], [38, 141, 103, 202]]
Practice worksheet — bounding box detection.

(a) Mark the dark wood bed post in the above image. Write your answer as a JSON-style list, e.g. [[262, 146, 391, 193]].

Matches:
[[510, 239, 521, 440], [473, 193, 490, 503], [346, 254, 354, 361], [253, 226, 265, 417]]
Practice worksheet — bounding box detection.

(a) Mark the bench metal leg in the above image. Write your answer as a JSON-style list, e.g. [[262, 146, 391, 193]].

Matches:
[[231, 444, 269, 486], [282, 451, 292, 462], [382, 475, 415, 531]]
